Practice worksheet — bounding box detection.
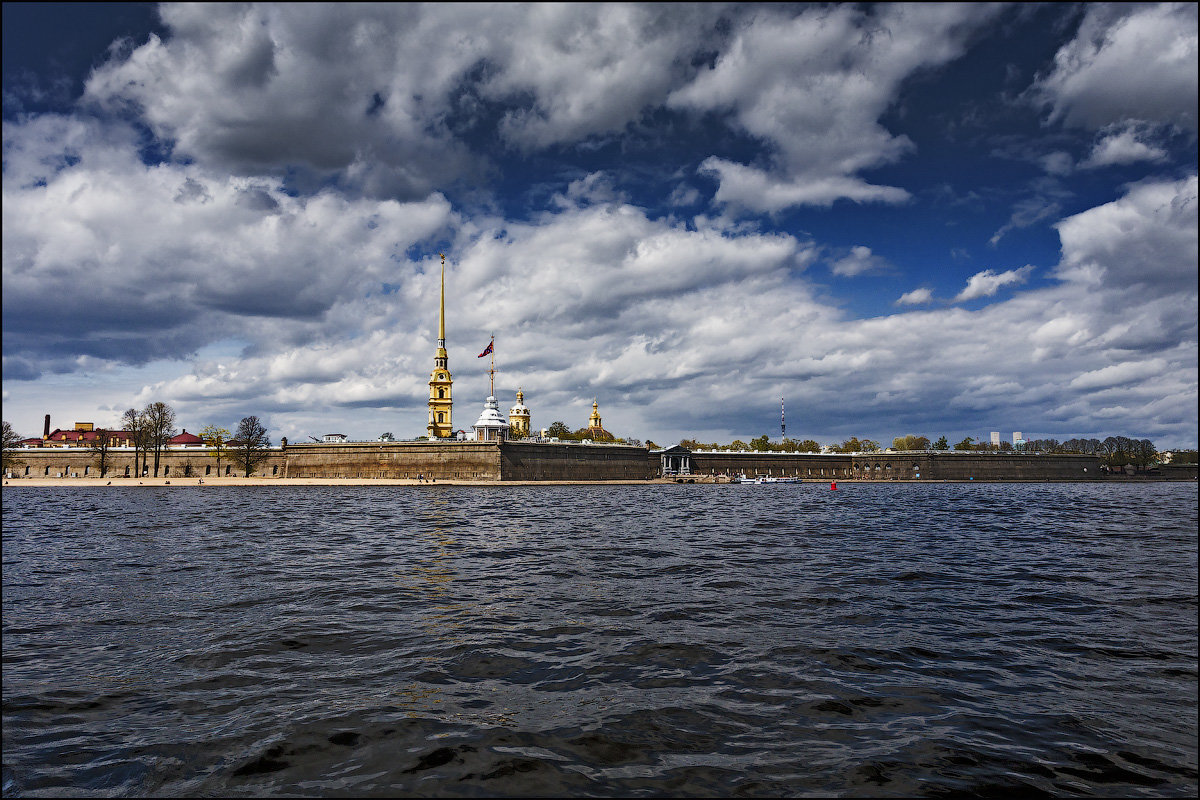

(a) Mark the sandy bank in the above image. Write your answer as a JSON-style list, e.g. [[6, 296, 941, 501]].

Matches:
[[2, 476, 671, 488]]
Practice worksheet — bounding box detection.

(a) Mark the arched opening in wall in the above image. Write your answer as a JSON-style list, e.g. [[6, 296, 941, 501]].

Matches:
[[84, 466, 90, 475], [437, 412, 444, 422], [124, 466, 130, 476], [24, 466, 30, 475], [885, 464, 893, 479], [225, 465, 231, 475], [163, 465, 170, 476], [45, 466, 50, 475], [272, 465, 278, 475], [205, 465, 211, 475], [438, 389, 445, 398]]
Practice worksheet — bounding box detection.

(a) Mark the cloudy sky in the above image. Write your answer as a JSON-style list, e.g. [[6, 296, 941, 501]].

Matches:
[[3, 3, 1197, 447]]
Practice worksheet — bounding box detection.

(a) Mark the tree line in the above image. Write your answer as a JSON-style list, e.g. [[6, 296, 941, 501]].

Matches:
[[1, 407, 272, 478]]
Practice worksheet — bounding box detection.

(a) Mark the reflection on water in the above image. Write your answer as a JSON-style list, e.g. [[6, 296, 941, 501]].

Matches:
[[2, 483, 1197, 797]]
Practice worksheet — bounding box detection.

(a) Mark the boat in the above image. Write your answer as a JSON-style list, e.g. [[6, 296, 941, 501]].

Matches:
[[733, 474, 800, 484]]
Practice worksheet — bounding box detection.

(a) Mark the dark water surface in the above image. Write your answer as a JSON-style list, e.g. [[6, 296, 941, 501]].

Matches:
[[3, 483, 1197, 797]]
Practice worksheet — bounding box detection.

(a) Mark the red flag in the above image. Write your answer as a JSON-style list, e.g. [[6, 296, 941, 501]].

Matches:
[[477, 340, 493, 358]]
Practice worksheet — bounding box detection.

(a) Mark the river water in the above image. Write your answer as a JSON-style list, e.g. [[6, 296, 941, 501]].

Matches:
[[2, 483, 1196, 797]]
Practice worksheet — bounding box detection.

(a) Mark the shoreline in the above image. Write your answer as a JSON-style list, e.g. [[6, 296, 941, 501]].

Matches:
[[3, 476, 1187, 488]]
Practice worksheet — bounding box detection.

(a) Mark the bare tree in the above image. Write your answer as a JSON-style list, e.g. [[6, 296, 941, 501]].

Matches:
[[2, 420, 24, 475], [232, 416, 272, 477], [144, 402, 178, 477], [122, 407, 151, 477], [89, 428, 115, 478]]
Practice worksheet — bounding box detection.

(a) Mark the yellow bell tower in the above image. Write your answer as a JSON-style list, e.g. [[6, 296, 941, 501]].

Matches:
[[427, 254, 453, 438]]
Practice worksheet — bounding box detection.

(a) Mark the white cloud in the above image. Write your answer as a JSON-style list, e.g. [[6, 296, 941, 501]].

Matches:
[[1053, 174, 1198, 294], [1032, 3, 1198, 132], [896, 288, 933, 306], [1080, 123, 1168, 168], [953, 266, 1034, 302], [669, 4, 1002, 212], [831, 245, 890, 277], [1069, 359, 1170, 391]]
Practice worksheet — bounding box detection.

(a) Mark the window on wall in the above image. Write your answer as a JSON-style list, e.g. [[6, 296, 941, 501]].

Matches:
[[438, 389, 445, 398], [205, 465, 211, 475], [437, 412, 444, 422], [272, 465, 278, 475]]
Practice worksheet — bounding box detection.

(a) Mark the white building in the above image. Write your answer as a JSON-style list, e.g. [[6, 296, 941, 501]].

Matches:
[[471, 396, 509, 442], [990, 431, 1001, 447]]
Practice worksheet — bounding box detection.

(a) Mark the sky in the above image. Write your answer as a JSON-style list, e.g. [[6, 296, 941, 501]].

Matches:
[[2, 2, 1197, 448]]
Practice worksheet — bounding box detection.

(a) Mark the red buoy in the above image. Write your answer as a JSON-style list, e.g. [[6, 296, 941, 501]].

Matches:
[[830, 481, 837, 490]]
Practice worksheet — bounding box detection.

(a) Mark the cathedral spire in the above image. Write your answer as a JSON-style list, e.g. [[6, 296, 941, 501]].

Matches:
[[427, 253, 453, 438], [438, 253, 446, 346]]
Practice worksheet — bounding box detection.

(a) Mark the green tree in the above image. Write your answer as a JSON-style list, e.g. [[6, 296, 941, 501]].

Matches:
[[954, 436, 975, 451], [838, 436, 863, 453], [144, 401, 178, 477], [199, 424, 231, 477], [546, 421, 572, 439], [88, 428, 115, 478], [796, 439, 822, 452], [2, 420, 25, 474], [232, 416, 272, 477], [934, 435, 949, 450], [860, 439, 881, 452], [728, 439, 750, 451], [749, 434, 771, 451]]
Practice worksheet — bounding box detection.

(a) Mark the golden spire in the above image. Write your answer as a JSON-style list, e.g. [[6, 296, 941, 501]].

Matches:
[[438, 253, 446, 345]]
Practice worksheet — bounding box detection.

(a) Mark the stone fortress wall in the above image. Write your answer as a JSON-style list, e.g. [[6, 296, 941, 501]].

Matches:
[[10, 443, 1192, 482]]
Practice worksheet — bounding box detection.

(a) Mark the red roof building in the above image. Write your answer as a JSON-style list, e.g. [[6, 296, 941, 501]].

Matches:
[[169, 429, 205, 447]]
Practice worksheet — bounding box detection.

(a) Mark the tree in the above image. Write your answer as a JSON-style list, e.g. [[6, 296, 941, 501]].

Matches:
[[143, 402, 178, 477], [749, 434, 771, 452], [892, 435, 931, 451], [796, 439, 822, 452], [954, 436, 975, 451], [232, 416, 272, 476], [89, 428, 114, 478], [728, 439, 750, 451], [838, 436, 863, 453], [860, 439, 881, 452], [2, 421, 24, 474], [546, 421, 572, 439], [199, 424, 231, 477], [933, 435, 949, 450], [122, 407, 152, 477]]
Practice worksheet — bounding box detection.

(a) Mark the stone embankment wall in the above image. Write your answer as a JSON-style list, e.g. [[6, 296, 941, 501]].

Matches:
[[283, 442, 500, 480], [681, 451, 1103, 480], [500, 442, 656, 480], [7, 447, 287, 479], [685, 452, 850, 478]]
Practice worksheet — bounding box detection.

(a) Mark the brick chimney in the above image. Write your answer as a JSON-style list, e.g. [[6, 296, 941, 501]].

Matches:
[[44, 414, 50, 439]]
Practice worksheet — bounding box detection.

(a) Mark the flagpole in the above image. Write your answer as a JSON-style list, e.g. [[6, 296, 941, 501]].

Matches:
[[489, 334, 495, 397]]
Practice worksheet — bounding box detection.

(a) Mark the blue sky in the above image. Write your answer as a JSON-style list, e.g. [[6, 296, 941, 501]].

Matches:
[[3, 3, 1197, 447]]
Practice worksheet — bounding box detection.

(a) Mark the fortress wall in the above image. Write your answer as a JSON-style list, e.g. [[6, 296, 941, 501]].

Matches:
[[499, 442, 657, 481], [283, 442, 500, 480], [6, 448, 287, 478], [675, 451, 1104, 480], [903, 453, 1102, 480], [687, 452, 852, 477]]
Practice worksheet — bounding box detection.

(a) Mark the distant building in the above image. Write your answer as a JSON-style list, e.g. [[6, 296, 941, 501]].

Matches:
[[323, 433, 348, 443], [990, 431, 1001, 447], [472, 396, 508, 442], [587, 400, 613, 441], [169, 429, 205, 447], [508, 389, 531, 438], [427, 255, 454, 439]]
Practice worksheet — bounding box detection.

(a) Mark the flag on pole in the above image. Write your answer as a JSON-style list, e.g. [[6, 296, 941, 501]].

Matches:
[[477, 339, 494, 358]]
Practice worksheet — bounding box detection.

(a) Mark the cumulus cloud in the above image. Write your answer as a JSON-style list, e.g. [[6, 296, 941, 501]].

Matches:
[[1031, 3, 1198, 132], [81, 4, 723, 197], [668, 4, 1002, 212], [953, 266, 1034, 302], [1080, 122, 1168, 168], [1053, 174, 1198, 295], [830, 245, 890, 277], [896, 288, 933, 306], [1, 116, 454, 376]]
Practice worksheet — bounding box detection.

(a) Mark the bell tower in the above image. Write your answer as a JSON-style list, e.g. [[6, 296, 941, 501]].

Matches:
[[427, 254, 453, 438]]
